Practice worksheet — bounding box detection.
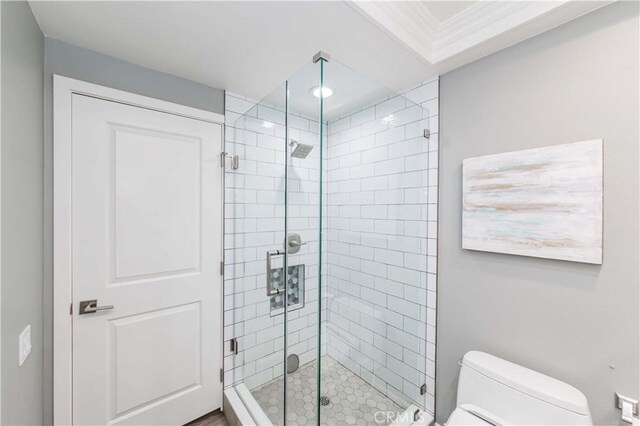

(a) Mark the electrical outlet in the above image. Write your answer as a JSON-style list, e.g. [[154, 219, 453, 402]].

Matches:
[[18, 325, 32, 367]]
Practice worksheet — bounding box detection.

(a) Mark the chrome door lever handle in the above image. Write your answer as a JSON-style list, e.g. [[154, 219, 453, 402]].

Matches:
[[79, 299, 114, 315]]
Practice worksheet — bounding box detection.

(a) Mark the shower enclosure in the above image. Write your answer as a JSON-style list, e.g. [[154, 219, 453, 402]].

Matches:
[[223, 53, 437, 425]]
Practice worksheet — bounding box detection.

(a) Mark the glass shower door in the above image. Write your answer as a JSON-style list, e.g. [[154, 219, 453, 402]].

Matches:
[[225, 58, 325, 425], [225, 82, 289, 425]]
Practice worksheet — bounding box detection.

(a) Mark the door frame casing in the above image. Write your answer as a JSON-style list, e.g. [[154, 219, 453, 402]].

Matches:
[[53, 75, 225, 425]]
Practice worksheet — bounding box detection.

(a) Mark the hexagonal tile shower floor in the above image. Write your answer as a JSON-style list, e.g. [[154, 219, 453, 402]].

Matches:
[[251, 356, 403, 425]]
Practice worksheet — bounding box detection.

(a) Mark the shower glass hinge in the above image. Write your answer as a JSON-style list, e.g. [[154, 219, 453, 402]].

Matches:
[[221, 152, 239, 170], [219, 368, 224, 382], [230, 337, 239, 355], [423, 129, 431, 139], [413, 409, 421, 422], [220, 261, 224, 275], [420, 383, 427, 395]]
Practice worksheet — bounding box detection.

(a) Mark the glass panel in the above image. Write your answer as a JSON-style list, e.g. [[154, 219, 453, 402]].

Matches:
[[321, 59, 432, 425], [225, 83, 288, 425]]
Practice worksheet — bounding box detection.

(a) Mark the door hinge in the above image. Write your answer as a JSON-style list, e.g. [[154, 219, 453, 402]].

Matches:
[[220, 152, 226, 168], [220, 260, 224, 275], [423, 128, 431, 139], [420, 383, 427, 395], [70, 303, 73, 315], [230, 337, 239, 355], [220, 368, 224, 383]]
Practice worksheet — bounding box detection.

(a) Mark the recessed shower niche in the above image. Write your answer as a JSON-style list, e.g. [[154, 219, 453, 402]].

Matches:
[[223, 53, 439, 425], [269, 264, 305, 314]]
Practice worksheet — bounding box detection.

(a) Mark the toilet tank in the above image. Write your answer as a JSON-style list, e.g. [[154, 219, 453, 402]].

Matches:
[[457, 351, 593, 425]]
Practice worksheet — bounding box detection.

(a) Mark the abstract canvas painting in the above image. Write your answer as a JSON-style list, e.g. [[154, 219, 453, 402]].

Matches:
[[462, 139, 603, 264]]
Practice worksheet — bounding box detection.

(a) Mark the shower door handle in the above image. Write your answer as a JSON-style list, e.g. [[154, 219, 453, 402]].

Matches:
[[266, 249, 284, 296]]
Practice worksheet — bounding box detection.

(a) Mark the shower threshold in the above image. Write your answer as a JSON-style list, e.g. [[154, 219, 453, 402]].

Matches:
[[251, 356, 404, 425]]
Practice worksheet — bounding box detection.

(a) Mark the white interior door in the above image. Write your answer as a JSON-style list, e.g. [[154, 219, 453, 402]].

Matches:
[[71, 94, 222, 425]]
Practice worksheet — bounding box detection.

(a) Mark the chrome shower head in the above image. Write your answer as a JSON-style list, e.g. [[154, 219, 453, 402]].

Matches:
[[290, 140, 313, 159]]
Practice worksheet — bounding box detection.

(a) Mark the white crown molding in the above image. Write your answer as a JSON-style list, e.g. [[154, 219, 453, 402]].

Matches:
[[432, 0, 613, 63], [350, 0, 614, 68], [348, 1, 438, 61]]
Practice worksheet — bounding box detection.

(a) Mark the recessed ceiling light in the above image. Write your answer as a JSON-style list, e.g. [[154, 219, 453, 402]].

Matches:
[[310, 86, 333, 98]]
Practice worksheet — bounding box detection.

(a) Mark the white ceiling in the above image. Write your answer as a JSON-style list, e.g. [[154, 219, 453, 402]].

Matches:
[[262, 59, 397, 120], [30, 1, 435, 106], [30, 1, 612, 116]]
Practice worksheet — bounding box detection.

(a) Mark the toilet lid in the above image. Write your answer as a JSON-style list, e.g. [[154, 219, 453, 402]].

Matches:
[[447, 408, 492, 426]]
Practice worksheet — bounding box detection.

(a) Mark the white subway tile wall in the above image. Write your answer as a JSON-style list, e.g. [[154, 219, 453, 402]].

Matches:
[[223, 77, 438, 414], [325, 79, 438, 413]]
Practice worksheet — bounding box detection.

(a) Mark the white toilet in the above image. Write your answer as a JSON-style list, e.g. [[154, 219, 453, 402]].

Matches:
[[446, 351, 593, 425]]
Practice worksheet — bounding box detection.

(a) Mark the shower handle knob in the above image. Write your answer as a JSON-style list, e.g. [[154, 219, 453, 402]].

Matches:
[[285, 233, 306, 254]]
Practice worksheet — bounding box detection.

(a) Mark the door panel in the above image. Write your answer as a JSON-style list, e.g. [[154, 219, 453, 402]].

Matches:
[[111, 303, 201, 416], [71, 94, 222, 425], [112, 126, 202, 280]]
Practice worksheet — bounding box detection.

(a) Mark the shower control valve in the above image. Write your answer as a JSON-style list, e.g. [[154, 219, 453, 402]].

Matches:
[[286, 233, 306, 254]]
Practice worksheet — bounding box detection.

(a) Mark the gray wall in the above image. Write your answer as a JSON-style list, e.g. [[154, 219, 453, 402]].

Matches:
[[437, 2, 639, 425], [1, 2, 44, 424], [44, 38, 225, 116], [42, 39, 225, 424]]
